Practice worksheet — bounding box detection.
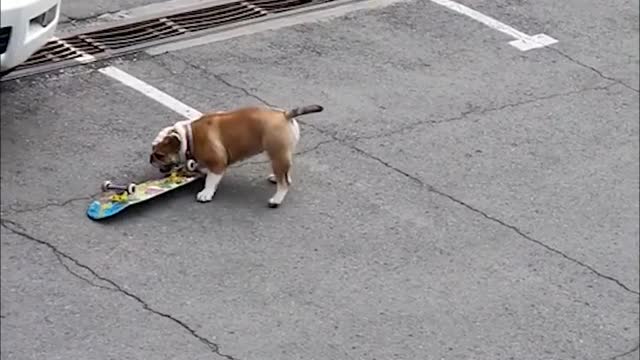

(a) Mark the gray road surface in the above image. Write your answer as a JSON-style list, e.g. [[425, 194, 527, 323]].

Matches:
[[59, 0, 159, 23], [1, 0, 639, 359]]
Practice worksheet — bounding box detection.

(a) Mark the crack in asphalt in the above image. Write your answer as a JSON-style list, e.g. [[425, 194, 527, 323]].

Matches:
[[5, 194, 96, 216], [231, 139, 336, 168], [608, 342, 640, 360], [170, 55, 277, 108], [60, 10, 123, 25], [176, 54, 626, 147], [166, 54, 343, 140], [192, 63, 640, 296], [550, 48, 640, 93], [3, 19, 635, 358], [353, 83, 616, 142], [53, 250, 118, 292], [0, 219, 239, 360], [346, 146, 640, 296]]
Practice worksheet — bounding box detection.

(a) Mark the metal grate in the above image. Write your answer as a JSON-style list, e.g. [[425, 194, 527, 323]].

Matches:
[[4, 0, 335, 79]]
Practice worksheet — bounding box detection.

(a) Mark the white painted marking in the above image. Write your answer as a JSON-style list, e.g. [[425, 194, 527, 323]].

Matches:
[[147, 0, 408, 55], [53, 36, 96, 63], [428, 0, 558, 51], [160, 18, 188, 33], [241, 1, 269, 15], [98, 66, 203, 120]]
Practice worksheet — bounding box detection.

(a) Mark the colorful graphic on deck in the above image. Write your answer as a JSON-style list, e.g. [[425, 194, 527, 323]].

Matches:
[[86, 170, 202, 220]]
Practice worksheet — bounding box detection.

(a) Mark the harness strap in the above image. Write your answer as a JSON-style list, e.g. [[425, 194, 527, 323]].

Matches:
[[182, 123, 194, 161]]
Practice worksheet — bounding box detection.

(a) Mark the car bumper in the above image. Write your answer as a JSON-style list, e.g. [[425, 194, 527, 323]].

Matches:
[[0, 0, 61, 71]]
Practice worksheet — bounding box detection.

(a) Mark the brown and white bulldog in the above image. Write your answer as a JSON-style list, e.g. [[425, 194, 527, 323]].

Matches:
[[150, 104, 323, 207]]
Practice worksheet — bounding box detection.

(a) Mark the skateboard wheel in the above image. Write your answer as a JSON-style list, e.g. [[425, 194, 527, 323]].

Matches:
[[186, 159, 198, 172], [101, 180, 112, 192], [127, 183, 137, 194]]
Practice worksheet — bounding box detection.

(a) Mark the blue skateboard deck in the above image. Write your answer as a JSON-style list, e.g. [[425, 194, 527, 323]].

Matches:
[[87, 170, 202, 220]]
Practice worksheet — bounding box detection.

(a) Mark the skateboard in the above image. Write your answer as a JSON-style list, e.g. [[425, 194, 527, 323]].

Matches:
[[87, 160, 201, 220]]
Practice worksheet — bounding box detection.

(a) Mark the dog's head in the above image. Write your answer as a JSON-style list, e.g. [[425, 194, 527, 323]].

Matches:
[[150, 127, 182, 173]]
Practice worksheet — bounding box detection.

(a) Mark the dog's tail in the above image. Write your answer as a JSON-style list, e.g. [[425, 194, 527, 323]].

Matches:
[[284, 104, 324, 120]]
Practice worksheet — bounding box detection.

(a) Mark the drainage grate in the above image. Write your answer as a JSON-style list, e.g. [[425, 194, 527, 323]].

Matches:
[[4, 0, 335, 80]]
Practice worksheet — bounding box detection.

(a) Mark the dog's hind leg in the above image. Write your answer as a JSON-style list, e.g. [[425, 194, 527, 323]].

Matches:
[[267, 152, 292, 208], [267, 119, 299, 185]]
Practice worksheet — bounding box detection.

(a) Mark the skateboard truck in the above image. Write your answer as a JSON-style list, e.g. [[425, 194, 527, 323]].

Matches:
[[159, 159, 198, 174], [166, 160, 198, 184], [102, 180, 137, 195], [102, 181, 136, 203]]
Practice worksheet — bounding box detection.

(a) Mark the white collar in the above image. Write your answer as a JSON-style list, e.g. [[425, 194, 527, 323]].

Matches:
[[170, 122, 193, 162]]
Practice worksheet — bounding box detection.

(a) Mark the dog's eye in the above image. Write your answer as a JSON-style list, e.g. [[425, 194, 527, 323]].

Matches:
[[155, 153, 165, 160]]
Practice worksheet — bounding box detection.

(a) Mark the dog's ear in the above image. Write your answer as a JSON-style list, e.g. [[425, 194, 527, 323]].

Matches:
[[154, 134, 181, 154], [152, 126, 174, 146], [166, 133, 181, 152]]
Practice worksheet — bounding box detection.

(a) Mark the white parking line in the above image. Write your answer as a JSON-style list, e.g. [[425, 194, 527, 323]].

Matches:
[[429, 0, 558, 51], [98, 66, 203, 120], [52, 36, 97, 63], [148, 0, 556, 55], [55, 36, 201, 120]]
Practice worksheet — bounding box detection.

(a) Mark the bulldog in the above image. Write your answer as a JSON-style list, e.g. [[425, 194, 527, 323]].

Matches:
[[150, 104, 323, 208]]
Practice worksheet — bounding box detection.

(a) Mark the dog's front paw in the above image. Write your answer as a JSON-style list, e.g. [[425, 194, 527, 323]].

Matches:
[[268, 198, 281, 208], [196, 188, 216, 202]]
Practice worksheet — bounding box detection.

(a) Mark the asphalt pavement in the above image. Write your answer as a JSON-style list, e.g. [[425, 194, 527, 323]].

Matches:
[[1, 0, 639, 359]]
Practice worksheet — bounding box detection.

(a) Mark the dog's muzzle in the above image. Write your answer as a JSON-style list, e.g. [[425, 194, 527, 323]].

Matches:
[[150, 155, 176, 173]]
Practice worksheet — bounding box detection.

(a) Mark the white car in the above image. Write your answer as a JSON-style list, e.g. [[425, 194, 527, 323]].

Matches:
[[1, 0, 61, 74]]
